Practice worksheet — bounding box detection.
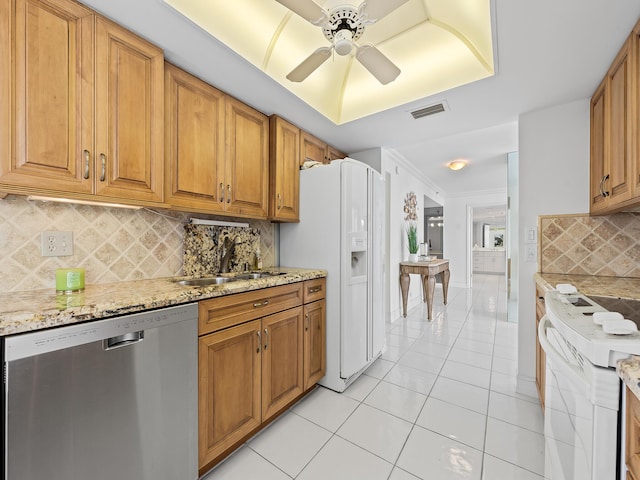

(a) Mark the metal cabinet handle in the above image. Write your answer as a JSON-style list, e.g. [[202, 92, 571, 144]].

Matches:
[[99, 153, 106, 182], [83, 150, 90, 179], [256, 331, 261, 353], [308, 286, 321, 294], [227, 184, 231, 203], [305, 313, 309, 331], [253, 300, 269, 308], [602, 174, 610, 197], [219, 183, 225, 203], [276, 193, 282, 209], [264, 328, 269, 350]]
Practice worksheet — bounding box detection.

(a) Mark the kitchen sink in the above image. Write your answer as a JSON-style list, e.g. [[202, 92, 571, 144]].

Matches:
[[234, 272, 286, 280], [173, 271, 287, 287], [174, 277, 237, 286]]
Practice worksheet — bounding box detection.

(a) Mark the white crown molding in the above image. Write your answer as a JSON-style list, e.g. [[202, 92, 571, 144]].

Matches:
[[384, 148, 445, 194]]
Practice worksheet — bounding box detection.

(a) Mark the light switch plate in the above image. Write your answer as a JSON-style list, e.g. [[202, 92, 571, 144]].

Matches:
[[525, 226, 537, 244], [525, 244, 537, 263], [41, 231, 73, 257]]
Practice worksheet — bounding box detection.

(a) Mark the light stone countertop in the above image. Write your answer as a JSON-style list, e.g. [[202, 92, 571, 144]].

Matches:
[[534, 273, 640, 300], [618, 356, 640, 401], [0, 268, 326, 336]]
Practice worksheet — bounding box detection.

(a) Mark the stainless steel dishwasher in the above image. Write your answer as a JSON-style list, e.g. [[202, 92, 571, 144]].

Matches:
[[1, 303, 198, 480]]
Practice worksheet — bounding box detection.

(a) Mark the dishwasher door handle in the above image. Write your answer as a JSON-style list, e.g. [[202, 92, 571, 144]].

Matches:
[[103, 331, 145, 351]]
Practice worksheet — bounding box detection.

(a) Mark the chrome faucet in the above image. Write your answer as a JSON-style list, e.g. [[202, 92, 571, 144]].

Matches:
[[220, 237, 237, 273]]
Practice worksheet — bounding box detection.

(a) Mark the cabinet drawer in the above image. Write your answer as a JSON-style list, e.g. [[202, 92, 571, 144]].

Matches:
[[303, 278, 326, 303], [199, 283, 303, 335]]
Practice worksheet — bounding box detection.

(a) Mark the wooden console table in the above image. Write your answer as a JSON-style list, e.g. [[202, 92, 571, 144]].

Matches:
[[399, 259, 450, 320]]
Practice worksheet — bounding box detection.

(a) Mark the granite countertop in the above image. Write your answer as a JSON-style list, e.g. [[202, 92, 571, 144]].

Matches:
[[618, 356, 640, 401], [0, 268, 326, 336], [534, 273, 640, 300]]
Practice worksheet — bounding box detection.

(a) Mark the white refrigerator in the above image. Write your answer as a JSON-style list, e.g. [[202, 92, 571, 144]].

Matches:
[[280, 159, 385, 392]]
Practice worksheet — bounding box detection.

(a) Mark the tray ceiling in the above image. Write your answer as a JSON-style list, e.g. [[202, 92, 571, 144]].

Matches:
[[163, 0, 494, 124]]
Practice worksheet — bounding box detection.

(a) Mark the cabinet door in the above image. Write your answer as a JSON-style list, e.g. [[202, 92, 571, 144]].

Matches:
[[269, 116, 300, 222], [165, 63, 225, 212], [304, 299, 326, 390], [590, 77, 608, 213], [535, 286, 546, 409], [607, 36, 634, 206], [94, 16, 164, 202], [198, 320, 262, 470], [628, 388, 640, 480], [261, 307, 304, 421], [225, 97, 269, 218], [300, 131, 328, 166], [0, 0, 94, 193]]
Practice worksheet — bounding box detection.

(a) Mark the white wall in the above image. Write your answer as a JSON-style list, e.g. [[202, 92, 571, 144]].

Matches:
[[517, 98, 590, 395], [444, 189, 507, 288], [351, 148, 445, 319]]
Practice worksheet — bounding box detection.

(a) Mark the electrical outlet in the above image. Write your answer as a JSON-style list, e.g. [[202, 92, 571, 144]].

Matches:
[[41, 231, 73, 257]]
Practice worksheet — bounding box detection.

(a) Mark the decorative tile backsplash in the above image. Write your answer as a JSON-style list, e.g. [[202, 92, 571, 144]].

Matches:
[[0, 195, 275, 293], [539, 213, 640, 278]]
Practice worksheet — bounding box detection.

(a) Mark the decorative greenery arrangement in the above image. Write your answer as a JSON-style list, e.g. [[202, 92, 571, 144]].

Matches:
[[406, 223, 419, 254], [404, 192, 419, 254]]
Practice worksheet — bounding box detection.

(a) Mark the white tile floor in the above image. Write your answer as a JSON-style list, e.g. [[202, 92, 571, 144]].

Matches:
[[202, 274, 545, 480]]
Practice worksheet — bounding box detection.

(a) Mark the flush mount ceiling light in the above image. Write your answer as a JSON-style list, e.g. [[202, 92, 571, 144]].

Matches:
[[162, 0, 495, 124], [447, 159, 468, 171], [278, 0, 407, 85]]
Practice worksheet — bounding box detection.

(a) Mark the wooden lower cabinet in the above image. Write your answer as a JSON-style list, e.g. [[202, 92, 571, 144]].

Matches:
[[198, 320, 262, 470], [198, 279, 326, 475], [304, 299, 326, 390], [262, 307, 304, 420], [627, 387, 640, 480], [535, 284, 546, 409]]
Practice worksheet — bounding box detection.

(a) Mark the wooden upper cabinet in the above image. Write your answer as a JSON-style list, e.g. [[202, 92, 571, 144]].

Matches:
[[269, 116, 300, 222], [0, 0, 94, 193], [225, 97, 269, 219], [165, 63, 225, 212], [301, 131, 328, 165], [590, 77, 608, 213], [606, 36, 634, 205], [590, 32, 639, 214], [634, 24, 640, 200], [0, 0, 164, 204], [94, 17, 164, 202]]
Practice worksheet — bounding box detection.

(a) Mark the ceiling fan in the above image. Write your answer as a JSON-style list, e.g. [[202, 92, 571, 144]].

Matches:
[[275, 0, 409, 85]]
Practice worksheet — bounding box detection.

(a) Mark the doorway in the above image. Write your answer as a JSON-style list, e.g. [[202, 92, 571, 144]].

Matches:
[[471, 205, 507, 277]]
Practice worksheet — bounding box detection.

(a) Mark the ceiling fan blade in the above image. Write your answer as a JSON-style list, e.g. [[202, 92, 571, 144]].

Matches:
[[275, 0, 328, 26], [355, 44, 400, 85], [286, 47, 333, 82], [359, 0, 410, 23]]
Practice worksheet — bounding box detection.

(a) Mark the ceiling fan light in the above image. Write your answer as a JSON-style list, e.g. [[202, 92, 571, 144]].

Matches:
[[334, 30, 353, 56], [447, 160, 468, 171]]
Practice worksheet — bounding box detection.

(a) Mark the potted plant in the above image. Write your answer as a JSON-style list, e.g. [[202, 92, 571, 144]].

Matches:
[[404, 192, 420, 262], [406, 222, 419, 262]]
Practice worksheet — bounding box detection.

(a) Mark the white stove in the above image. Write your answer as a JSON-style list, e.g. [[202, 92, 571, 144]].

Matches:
[[539, 287, 640, 480], [545, 290, 640, 368]]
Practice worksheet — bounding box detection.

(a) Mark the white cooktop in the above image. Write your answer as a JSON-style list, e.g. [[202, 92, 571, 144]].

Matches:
[[545, 290, 640, 368]]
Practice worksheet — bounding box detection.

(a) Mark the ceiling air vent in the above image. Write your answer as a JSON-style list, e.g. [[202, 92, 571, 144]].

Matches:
[[410, 101, 448, 120]]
